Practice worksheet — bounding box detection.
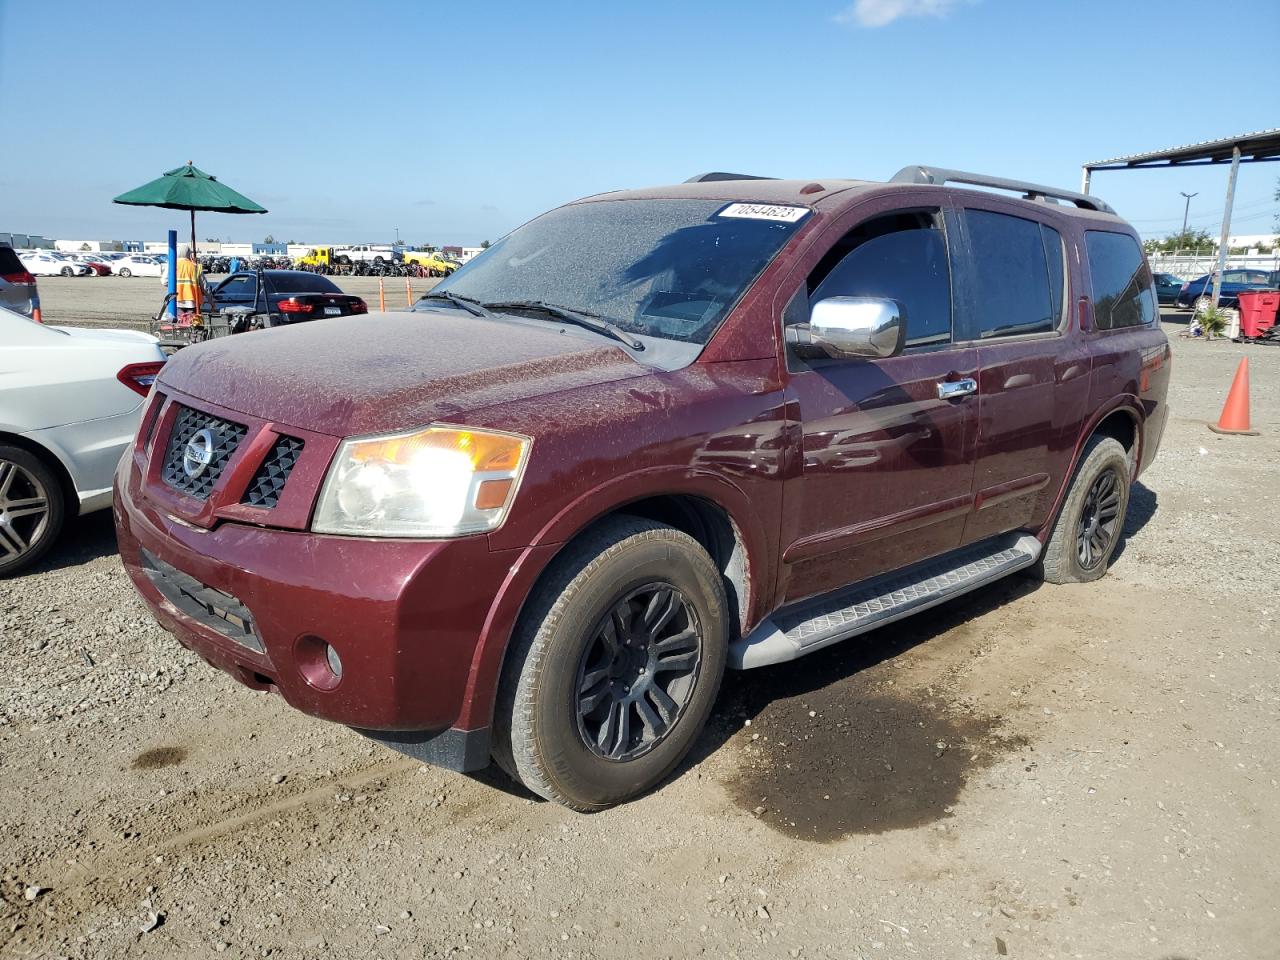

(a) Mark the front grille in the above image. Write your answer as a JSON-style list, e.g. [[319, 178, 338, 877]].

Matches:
[[161, 405, 247, 500], [141, 550, 264, 653], [241, 435, 304, 509]]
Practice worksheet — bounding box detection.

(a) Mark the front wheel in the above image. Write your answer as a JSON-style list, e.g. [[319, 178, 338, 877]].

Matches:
[[1035, 435, 1130, 584], [118, 267, 131, 278], [493, 517, 727, 810]]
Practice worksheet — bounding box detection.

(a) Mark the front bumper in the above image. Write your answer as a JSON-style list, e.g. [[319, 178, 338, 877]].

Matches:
[[114, 453, 523, 761]]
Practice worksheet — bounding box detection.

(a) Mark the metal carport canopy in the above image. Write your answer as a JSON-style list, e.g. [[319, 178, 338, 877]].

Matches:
[[1080, 128, 1280, 308]]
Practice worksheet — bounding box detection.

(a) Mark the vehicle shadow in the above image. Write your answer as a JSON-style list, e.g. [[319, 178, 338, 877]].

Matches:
[[687, 573, 1042, 769], [472, 575, 1047, 809], [22, 510, 120, 576], [1111, 479, 1157, 566], [477, 482, 1159, 810]]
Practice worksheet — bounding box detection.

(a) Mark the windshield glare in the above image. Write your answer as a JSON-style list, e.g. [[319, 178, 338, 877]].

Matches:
[[424, 198, 806, 344]]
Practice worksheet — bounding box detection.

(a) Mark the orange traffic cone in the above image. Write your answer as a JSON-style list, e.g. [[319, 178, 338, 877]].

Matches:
[[31, 306, 42, 324], [1208, 357, 1259, 436]]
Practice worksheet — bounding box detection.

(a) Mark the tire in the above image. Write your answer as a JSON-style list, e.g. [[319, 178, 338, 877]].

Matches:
[[0, 446, 66, 577], [1194, 295, 1214, 316], [492, 517, 728, 810], [60, 266, 74, 277], [118, 267, 131, 278], [1035, 435, 1130, 585]]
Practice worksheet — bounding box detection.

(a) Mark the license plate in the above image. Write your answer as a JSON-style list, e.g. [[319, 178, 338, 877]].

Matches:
[[324, 306, 342, 316]]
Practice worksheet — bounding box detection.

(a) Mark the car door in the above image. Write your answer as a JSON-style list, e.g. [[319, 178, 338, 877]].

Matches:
[[950, 202, 1091, 544], [778, 199, 980, 603]]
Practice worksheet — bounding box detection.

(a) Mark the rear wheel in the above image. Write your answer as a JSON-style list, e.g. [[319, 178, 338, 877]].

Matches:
[[0, 446, 65, 577], [493, 517, 727, 810], [1036, 435, 1130, 584], [118, 267, 131, 278]]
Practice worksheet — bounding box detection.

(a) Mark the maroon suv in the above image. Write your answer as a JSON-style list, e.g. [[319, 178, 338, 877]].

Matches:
[[116, 167, 1171, 809]]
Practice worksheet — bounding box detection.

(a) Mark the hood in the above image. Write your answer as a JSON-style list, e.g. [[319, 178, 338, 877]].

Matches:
[[158, 309, 647, 437]]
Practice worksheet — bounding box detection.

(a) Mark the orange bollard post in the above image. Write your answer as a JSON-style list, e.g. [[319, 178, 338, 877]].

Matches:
[[1208, 357, 1259, 436], [406, 277, 414, 307], [378, 278, 385, 312]]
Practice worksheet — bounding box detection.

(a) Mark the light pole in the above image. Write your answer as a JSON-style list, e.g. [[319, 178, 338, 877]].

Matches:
[[1180, 191, 1198, 241]]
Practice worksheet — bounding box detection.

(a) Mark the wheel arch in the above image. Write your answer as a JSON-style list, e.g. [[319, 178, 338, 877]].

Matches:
[[456, 478, 768, 733], [1037, 400, 1142, 542], [0, 430, 78, 514]]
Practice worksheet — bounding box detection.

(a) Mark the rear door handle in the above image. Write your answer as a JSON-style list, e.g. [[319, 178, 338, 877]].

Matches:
[[937, 378, 978, 400]]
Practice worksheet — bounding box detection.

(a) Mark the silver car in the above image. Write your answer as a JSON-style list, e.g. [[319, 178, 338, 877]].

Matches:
[[0, 245, 39, 319], [1, 305, 165, 574]]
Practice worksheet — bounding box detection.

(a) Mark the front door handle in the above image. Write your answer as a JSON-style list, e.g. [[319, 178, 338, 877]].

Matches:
[[937, 378, 978, 400]]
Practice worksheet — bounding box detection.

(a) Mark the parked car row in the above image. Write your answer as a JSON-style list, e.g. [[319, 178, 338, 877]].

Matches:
[[14, 249, 168, 278], [1174, 269, 1280, 309]]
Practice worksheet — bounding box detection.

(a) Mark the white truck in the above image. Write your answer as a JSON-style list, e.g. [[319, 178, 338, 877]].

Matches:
[[332, 244, 400, 265]]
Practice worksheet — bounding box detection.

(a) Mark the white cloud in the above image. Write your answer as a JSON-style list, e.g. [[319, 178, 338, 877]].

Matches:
[[835, 0, 968, 28]]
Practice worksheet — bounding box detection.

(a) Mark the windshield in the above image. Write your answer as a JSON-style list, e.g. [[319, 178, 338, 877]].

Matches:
[[422, 198, 807, 345]]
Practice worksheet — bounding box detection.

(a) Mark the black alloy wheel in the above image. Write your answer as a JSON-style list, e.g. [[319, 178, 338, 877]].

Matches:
[[575, 584, 702, 761], [1076, 467, 1122, 570]]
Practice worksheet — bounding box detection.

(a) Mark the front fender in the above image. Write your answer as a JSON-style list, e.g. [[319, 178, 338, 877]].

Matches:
[[454, 466, 777, 733]]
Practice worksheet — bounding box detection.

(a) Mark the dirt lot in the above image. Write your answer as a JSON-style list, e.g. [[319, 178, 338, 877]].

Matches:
[[33, 274, 436, 330], [1, 305, 1277, 959]]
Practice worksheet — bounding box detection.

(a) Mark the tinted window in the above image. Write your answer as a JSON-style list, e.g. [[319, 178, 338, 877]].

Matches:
[[268, 272, 340, 294], [0, 247, 23, 273], [1085, 231, 1156, 330], [216, 275, 257, 301], [810, 216, 952, 346], [1042, 223, 1064, 326], [962, 209, 1058, 339]]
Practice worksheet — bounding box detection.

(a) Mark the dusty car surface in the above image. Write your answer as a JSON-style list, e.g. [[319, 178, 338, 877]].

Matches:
[[115, 167, 1171, 809]]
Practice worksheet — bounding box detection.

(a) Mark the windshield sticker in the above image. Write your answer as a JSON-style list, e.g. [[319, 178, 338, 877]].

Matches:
[[716, 203, 810, 223]]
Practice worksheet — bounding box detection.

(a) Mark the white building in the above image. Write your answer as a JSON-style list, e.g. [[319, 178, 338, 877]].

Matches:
[[56, 239, 125, 253]]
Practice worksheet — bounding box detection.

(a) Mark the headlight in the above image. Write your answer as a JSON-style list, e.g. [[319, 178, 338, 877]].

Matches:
[[312, 426, 530, 537]]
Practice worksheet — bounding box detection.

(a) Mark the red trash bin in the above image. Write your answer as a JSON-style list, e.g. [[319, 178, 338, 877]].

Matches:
[[1237, 291, 1280, 338]]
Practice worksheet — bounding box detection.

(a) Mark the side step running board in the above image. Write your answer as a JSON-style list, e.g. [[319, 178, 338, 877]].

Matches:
[[729, 533, 1041, 669]]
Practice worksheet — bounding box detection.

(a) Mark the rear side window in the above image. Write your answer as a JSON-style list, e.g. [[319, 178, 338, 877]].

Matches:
[[273, 273, 341, 294], [961, 209, 1062, 339], [0, 246, 23, 274], [1085, 231, 1156, 330]]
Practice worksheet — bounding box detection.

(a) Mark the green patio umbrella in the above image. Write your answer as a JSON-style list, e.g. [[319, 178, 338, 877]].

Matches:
[[113, 162, 267, 257]]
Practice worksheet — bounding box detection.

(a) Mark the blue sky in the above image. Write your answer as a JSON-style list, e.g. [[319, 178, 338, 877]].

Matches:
[[2, 0, 1276, 246]]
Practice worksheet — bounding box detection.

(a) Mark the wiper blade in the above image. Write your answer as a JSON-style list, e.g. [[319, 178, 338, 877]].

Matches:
[[417, 290, 491, 318], [482, 300, 645, 351]]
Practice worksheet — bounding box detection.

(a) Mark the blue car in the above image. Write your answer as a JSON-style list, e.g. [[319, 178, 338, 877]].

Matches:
[[1175, 269, 1275, 308], [1152, 272, 1183, 305]]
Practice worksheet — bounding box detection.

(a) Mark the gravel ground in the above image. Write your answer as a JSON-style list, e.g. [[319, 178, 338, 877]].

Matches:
[[1, 313, 1277, 959]]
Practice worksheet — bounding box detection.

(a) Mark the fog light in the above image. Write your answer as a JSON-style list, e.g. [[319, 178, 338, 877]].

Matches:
[[295, 634, 343, 691]]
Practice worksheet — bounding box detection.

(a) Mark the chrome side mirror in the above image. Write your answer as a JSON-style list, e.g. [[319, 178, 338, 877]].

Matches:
[[787, 296, 907, 360]]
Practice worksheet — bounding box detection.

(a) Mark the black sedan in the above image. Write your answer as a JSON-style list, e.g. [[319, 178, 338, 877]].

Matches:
[[209, 270, 368, 327]]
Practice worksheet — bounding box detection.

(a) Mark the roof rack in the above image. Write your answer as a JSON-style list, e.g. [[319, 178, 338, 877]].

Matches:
[[889, 165, 1115, 215], [685, 172, 777, 183]]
